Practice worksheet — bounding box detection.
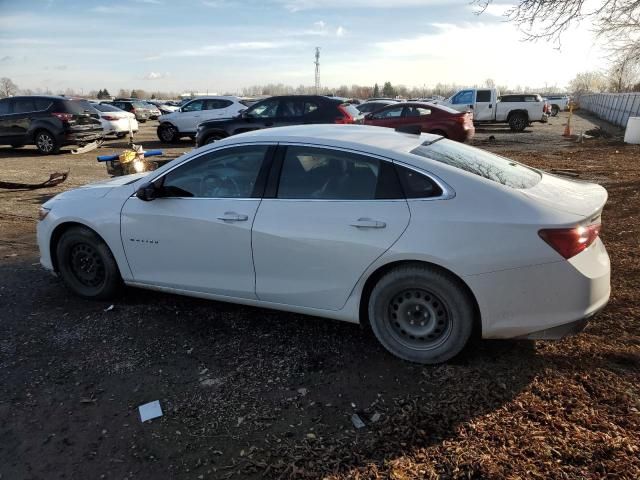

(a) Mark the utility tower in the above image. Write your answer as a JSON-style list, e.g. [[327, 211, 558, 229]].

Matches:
[[314, 47, 321, 94]]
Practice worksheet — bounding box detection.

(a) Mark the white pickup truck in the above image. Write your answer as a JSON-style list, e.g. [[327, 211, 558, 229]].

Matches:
[[438, 88, 548, 132]]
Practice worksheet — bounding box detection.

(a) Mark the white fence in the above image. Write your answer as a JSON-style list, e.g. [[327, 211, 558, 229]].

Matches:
[[578, 93, 640, 128]]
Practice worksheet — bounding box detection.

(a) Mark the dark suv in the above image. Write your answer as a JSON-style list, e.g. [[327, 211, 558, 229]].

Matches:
[[195, 95, 363, 147], [0, 96, 103, 154]]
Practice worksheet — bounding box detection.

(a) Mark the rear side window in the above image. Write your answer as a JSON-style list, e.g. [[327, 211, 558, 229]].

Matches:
[[280, 99, 304, 117], [13, 98, 36, 113], [476, 90, 492, 102], [277, 146, 402, 200], [0, 99, 9, 114], [395, 164, 442, 198], [411, 141, 541, 189], [304, 101, 319, 114], [373, 106, 403, 119], [206, 99, 233, 110]]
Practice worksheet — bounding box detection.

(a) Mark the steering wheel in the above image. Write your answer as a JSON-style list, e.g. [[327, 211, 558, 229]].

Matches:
[[201, 174, 241, 197]]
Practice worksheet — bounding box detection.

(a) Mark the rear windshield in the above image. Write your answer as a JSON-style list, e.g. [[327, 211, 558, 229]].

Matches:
[[94, 103, 121, 112], [341, 103, 362, 118], [411, 141, 541, 189], [62, 99, 98, 114], [132, 101, 148, 108], [430, 103, 461, 115]]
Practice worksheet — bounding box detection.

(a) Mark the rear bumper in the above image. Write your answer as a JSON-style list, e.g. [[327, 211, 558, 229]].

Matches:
[[62, 129, 104, 145], [466, 238, 610, 339]]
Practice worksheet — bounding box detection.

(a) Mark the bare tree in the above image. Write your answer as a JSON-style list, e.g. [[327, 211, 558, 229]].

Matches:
[[475, 0, 640, 59], [569, 71, 609, 94], [484, 78, 496, 88], [608, 53, 640, 92], [0, 77, 19, 97]]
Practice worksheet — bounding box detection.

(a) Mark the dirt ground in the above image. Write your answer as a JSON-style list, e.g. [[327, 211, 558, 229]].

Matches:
[[0, 112, 638, 479]]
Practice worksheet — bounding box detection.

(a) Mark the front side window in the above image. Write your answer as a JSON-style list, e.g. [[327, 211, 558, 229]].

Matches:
[[304, 101, 320, 115], [452, 90, 473, 105], [161, 145, 268, 198], [277, 146, 401, 200], [182, 100, 204, 112], [411, 140, 541, 189], [246, 99, 279, 118]]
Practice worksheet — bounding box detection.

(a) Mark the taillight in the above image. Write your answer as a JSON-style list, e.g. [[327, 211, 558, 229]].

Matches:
[[103, 115, 119, 121], [335, 105, 354, 124], [52, 112, 73, 122], [538, 223, 601, 259]]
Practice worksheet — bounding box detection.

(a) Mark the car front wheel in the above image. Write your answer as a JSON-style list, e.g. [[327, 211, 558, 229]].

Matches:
[[157, 123, 178, 143], [55, 226, 121, 299], [368, 265, 474, 364]]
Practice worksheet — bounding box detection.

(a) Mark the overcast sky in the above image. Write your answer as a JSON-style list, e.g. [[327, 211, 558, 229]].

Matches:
[[0, 0, 606, 94]]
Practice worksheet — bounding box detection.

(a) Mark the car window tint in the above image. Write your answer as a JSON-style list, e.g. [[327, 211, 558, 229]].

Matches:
[[476, 90, 492, 102], [162, 145, 268, 199], [411, 141, 541, 189], [182, 100, 204, 112], [13, 98, 36, 113], [206, 99, 233, 110], [280, 99, 304, 117], [278, 147, 390, 200], [373, 106, 403, 119], [246, 99, 279, 118], [0, 99, 10, 114], [395, 164, 442, 198], [404, 106, 430, 117], [33, 99, 52, 111]]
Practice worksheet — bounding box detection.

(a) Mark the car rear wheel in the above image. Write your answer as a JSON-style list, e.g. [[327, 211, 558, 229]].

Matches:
[[157, 123, 178, 143], [551, 105, 560, 117], [35, 130, 60, 154], [368, 265, 474, 364], [56, 226, 121, 300], [509, 113, 528, 132]]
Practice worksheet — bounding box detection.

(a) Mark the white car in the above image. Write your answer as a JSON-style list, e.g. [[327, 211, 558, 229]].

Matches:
[[92, 103, 139, 138], [157, 96, 248, 143], [36, 125, 610, 364]]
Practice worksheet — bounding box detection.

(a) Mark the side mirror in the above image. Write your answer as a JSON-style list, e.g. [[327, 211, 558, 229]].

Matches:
[[136, 182, 158, 201]]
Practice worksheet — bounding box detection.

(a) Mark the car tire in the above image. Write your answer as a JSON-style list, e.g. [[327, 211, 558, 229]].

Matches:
[[116, 132, 127, 139], [508, 113, 528, 132], [368, 265, 474, 364], [157, 123, 178, 143], [551, 105, 559, 117], [55, 226, 121, 300], [204, 134, 224, 145], [35, 130, 60, 154]]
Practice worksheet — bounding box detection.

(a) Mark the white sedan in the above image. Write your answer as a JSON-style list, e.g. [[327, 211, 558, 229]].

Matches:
[[93, 103, 139, 138], [36, 125, 610, 364]]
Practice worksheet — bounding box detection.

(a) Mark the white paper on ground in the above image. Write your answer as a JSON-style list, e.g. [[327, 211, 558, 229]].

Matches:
[[139, 400, 163, 422]]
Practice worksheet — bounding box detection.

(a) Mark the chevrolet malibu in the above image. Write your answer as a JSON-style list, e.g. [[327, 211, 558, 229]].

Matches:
[[37, 125, 610, 364]]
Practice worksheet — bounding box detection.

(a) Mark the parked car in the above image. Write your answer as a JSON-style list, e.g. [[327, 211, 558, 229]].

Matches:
[[363, 102, 474, 142], [37, 125, 610, 364], [543, 95, 570, 116], [146, 100, 179, 115], [92, 103, 139, 138], [438, 88, 548, 131], [157, 96, 248, 143], [0, 95, 103, 154], [140, 102, 161, 120], [195, 95, 363, 146], [357, 100, 402, 114], [105, 99, 153, 123]]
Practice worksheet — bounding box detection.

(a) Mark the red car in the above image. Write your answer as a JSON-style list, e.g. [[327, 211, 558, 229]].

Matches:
[[363, 102, 474, 142]]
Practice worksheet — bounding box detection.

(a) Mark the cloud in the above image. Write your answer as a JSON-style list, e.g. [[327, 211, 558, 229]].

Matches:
[[314, 20, 325, 29], [133, 0, 163, 4], [201, 0, 234, 6], [0, 56, 13, 62], [144, 71, 170, 80], [175, 41, 293, 57], [91, 5, 133, 14], [277, 0, 449, 11], [336, 26, 345, 37]]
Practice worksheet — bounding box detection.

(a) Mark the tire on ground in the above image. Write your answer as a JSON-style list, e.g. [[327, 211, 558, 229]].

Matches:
[[368, 265, 475, 364], [35, 129, 60, 154], [508, 112, 528, 132], [55, 226, 122, 300], [157, 123, 178, 143]]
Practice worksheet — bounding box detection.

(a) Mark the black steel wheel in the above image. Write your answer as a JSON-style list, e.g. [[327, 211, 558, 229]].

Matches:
[[157, 123, 178, 143], [368, 265, 474, 364], [509, 113, 528, 132], [56, 226, 121, 299]]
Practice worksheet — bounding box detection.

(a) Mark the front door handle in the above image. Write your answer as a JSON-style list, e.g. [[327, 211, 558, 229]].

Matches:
[[217, 212, 248, 222], [350, 218, 386, 229]]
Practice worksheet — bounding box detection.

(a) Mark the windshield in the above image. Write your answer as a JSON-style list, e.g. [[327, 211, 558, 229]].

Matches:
[[63, 99, 98, 114], [411, 140, 541, 189]]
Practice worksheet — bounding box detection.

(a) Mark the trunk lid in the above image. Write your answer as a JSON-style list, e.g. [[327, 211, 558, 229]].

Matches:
[[522, 173, 607, 218]]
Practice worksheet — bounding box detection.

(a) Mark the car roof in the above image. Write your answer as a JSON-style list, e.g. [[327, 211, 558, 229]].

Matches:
[[220, 124, 438, 154]]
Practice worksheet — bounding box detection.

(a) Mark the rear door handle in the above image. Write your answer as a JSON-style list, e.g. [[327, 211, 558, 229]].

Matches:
[[350, 218, 386, 229], [217, 212, 248, 222]]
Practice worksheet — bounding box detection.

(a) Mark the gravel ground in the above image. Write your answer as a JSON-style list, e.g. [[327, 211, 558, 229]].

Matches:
[[0, 112, 638, 479]]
